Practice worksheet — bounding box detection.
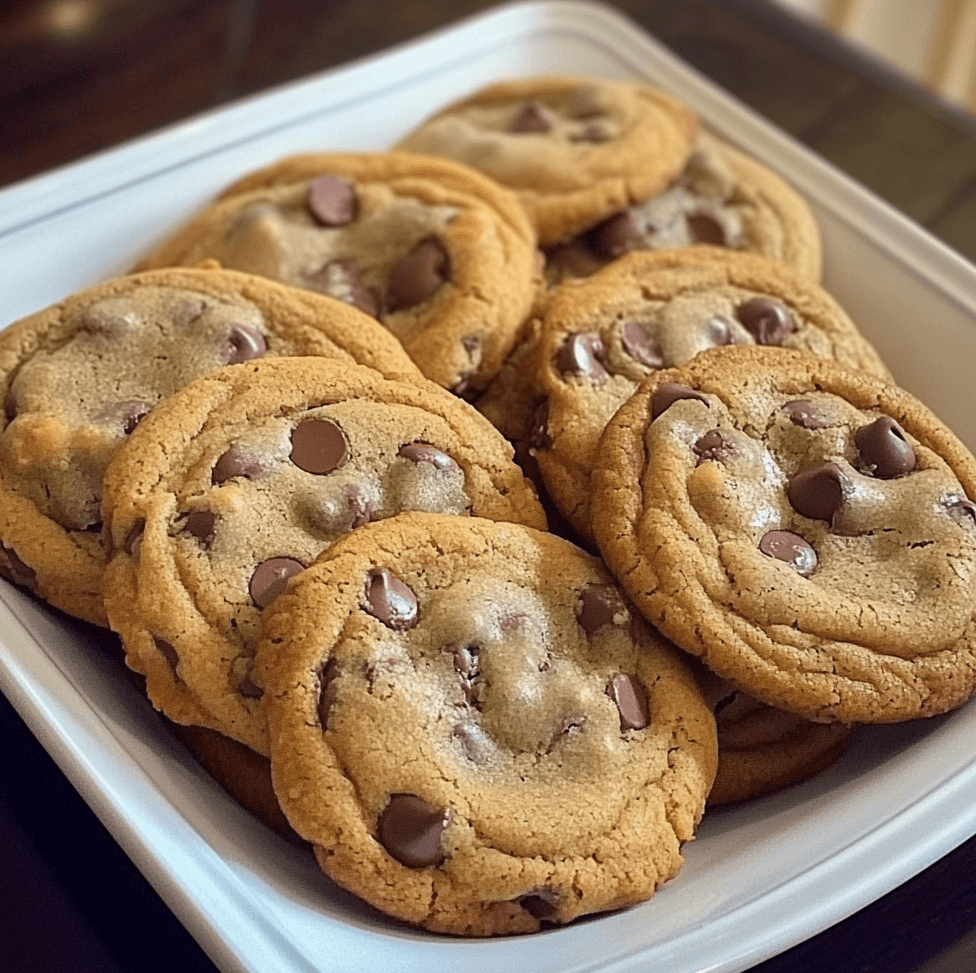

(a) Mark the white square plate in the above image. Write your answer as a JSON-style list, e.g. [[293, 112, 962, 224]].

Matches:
[[4, 2, 976, 972]]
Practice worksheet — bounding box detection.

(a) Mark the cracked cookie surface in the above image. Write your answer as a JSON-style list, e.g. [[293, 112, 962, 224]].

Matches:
[[254, 512, 716, 935], [591, 346, 976, 723]]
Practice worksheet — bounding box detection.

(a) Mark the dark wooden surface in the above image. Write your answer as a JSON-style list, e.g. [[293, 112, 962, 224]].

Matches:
[[4, 1, 976, 971]]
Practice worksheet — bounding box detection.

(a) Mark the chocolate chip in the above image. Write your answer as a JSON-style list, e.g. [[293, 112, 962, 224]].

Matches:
[[177, 509, 216, 545], [693, 428, 735, 463], [152, 635, 180, 673], [735, 298, 795, 346], [249, 557, 304, 608], [551, 715, 586, 747], [651, 384, 709, 420], [528, 400, 551, 450], [706, 315, 738, 347], [123, 518, 145, 555], [225, 325, 267, 364], [787, 462, 846, 523], [577, 583, 626, 637], [855, 416, 916, 479], [558, 333, 608, 384], [606, 673, 650, 730], [519, 889, 561, 920], [306, 174, 356, 226], [686, 211, 726, 246], [587, 209, 641, 260], [212, 448, 264, 484], [376, 794, 450, 868], [509, 100, 552, 133], [121, 401, 150, 435], [237, 670, 263, 699], [345, 485, 376, 529], [384, 236, 450, 313], [397, 442, 459, 472], [945, 495, 976, 526], [0, 545, 36, 589], [290, 417, 348, 474], [451, 722, 492, 762], [783, 400, 826, 430], [451, 642, 481, 680], [363, 568, 418, 630], [307, 258, 379, 317], [621, 320, 663, 367], [759, 530, 817, 577], [317, 657, 341, 730]]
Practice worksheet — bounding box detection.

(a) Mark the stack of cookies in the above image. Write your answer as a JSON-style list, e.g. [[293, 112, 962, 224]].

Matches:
[[2, 72, 975, 937]]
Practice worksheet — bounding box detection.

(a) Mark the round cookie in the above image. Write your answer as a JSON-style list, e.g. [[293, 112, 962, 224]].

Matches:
[[696, 669, 853, 806], [544, 130, 823, 283], [254, 512, 717, 935], [133, 152, 541, 397], [395, 74, 697, 247], [591, 345, 976, 724], [100, 357, 547, 754], [529, 247, 892, 543], [0, 265, 421, 626]]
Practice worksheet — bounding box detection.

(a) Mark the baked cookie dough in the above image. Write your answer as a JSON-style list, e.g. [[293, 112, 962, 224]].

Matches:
[[255, 512, 717, 935], [101, 357, 547, 754], [591, 346, 976, 723], [544, 130, 822, 283], [0, 265, 419, 626], [133, 152, 541, 397], [529, 247, 891, 543], [395, 74, 697, 247]]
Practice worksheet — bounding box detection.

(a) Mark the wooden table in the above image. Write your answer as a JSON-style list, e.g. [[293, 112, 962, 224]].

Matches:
[[3, 1, 976, 970]]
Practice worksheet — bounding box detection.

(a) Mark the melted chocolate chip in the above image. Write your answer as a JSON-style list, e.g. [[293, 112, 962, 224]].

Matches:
[[686, 211, 726, 246], [177, 509, 216, 545], [451, 722, 492, 762], [306, 174, 356, 226], [607, 673, 650, 730], [945, 495, 976, 526], [224, 325, 267, 364], [783, 400, 826, 430], [290, 418, 348, 475], [651, 383, 709, 420], [587, 210, 641, 260], [759, 530, 817, 577], [384, 236, 450, 313], [621, 321, 663, 367], [317, 657, 341, 730], [398, 442, 458, 471], [577, 583, 626, 637], [558, 333, 608, 383], [509, 100, 552, 133], [735, 298, 795, 346], [212, 448, 264, 484], [249, 557, 304, 608], [363, 568, 419, 630], [706, 315, 738, 347], [693, 428, 735, 463], [519, 889, 561, 920], [121, 401, 150, 435], [787, 462, 846, 523], [855, 416, 916, 479], [308, 258, 378, 317], [377, 794, 450, 868]]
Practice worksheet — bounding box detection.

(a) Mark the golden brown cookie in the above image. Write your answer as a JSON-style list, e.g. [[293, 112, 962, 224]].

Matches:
[[254, 512, 717, 935], [100, 357, 547, 754], [544, 130, 823, 282], [529, 247, 891, 544], [395, 74, 697, 247], [591, 345, 976, 724], [0, 265, 420, 626], [133, 151, 540, 397]]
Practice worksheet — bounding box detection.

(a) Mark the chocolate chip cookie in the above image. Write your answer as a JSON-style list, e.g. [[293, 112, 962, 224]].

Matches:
[[591, 345, 976, 723], [0, 265, 420, 626], [543, 130, 823, 283], [100, 357, 547, 754], [254, 512, 717, 935], [395, 74, 697, 247], [133, 152, 541, 397], [530, 247, 892, 543]]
